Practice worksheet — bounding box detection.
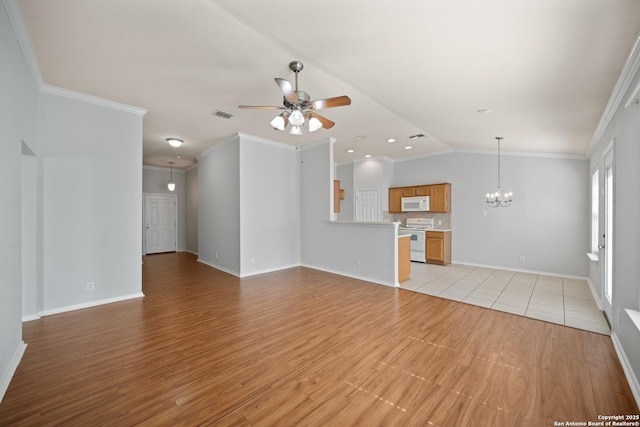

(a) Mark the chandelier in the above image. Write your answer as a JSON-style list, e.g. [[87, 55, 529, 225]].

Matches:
[[486, 137, 513, 208], [167, 162, 175, 192]]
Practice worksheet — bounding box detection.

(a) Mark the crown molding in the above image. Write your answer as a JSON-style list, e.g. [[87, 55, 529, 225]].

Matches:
[[3, 0, 42, 87], [39, 84, 147, 116], [588, 31, 640, 157]]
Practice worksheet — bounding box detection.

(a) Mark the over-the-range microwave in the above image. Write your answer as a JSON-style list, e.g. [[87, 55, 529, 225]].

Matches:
[[401, 196, 430, 212]]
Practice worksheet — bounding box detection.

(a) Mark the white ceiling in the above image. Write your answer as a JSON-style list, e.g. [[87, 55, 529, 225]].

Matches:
[[18, 0, 640, 168]]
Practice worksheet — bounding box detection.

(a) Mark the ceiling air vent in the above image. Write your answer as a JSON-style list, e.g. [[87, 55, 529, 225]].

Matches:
[[213, 110, 234, 119], [409, 133, 426, 139]]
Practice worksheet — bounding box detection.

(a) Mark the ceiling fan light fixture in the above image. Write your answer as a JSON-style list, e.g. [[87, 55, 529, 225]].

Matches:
[[167, 161, 176, 192], [270, 114, 287, 131], [166, 138, 183, 148], [308, 117, 322, 132], [289, 125, 302, 135], [289, 109, 305, 126]]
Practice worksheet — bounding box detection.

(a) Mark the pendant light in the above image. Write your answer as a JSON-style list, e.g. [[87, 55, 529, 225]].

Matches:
[[167, 162, 176, 192], [485, 137, 513, 207]]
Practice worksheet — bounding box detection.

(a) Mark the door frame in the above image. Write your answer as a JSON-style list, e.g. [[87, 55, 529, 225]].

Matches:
[[601, 141, 614, 323], [143, 193, 178, 255]]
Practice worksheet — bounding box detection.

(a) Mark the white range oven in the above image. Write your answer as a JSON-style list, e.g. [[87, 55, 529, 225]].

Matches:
[[399, 218, 434, 263]]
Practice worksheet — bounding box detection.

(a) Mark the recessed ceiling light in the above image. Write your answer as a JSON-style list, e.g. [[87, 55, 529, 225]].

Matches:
[[347, 149, 355, 153], [405, 146, 412, 150], [176, 156, 182, 159], [365, 154, 372, 158], [357, 136, 366, 140], [477, 109, 491, 114], [387, 138, 396, 143]]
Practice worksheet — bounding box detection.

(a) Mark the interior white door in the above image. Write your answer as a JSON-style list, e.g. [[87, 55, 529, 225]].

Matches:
[[602, 147, 614, 322], [355, 189, 379, 222], [144, 194, 177, 254]]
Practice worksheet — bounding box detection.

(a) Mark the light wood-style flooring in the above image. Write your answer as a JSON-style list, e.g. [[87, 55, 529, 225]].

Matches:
[[0, 252, 637, 426]]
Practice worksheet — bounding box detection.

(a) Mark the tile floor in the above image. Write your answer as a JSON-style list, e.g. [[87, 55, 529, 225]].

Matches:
[[400, 262, 610, 335]]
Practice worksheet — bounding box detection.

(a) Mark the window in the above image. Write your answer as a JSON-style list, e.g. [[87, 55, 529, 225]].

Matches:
[[591, 168, 599, 255]]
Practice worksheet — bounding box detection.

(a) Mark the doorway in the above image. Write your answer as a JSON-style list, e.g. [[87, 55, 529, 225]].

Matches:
[[355, 189, 380, 222], [144, 193, 177, 254], [602, 144, 614, 323]]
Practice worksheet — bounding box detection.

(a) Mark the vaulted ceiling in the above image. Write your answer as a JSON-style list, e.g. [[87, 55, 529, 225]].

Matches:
[[18, 0, 640, 167]]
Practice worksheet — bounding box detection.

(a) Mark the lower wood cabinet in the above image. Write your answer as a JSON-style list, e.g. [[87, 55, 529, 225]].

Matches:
[[426, 231, 451, 266]]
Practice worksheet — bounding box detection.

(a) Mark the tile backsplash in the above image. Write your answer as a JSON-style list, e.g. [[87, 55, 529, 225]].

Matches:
[[383, 211, 452, 229]]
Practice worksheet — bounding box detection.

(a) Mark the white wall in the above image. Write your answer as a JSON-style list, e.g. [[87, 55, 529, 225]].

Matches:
[[38, 92, 144, 313], [0, 1, 37, 400], [21, 153, 38, 320], [353, 157, 395, 220], [185, 167, 198, 254], [197, 137, 241, 274], [301, 141, 397, 286], [197, 134, 300, 276], [589, 51, 640, 403], [336, 162, 354, 221], [239, 135, 300, 275], [143, 166, 186, 251], [393, 151, 589, 276]]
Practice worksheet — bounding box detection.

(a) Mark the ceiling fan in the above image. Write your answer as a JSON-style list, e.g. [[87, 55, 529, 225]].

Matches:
[[239, 61, 351, 134]]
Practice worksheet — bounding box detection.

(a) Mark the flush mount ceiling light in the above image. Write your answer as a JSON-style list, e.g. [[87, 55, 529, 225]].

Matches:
[[239, 61, 351, 135], [166, 138, 183, 148], [404, 146, 412, 150], [347, 149, 355, 153], [387, 138, 396, 143], [486, 137, 513, 207], [167, 161, 176, 192]]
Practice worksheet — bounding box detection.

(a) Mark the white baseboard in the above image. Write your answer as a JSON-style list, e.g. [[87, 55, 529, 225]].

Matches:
[[586, 277, 603, 310], [197, 258, 240, 277], [301, 263, 396, 288], [611, 332, 640, 409], [0, 341, 27, 403], [451, 260, 589, 281], [239, 263, 300, 278], [39, 292, 145, 317], [21, 314, 41, 322]]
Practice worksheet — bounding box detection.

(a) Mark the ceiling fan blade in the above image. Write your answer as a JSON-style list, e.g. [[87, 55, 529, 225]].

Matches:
[[275, 78, 299, 103], [310, 95, 351, 110], [310, 111, 335, 129], [238, 105, 285, 110]]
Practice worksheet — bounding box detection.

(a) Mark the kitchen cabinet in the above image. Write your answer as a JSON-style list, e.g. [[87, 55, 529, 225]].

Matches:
[[388, 183, 450, 213], [333, 180, 342, 213], [429, 183, 451, 213], [389, 188, 403, 213], [401, 187, 416, 197], [426, 231, 451, 265], [415, 186, 430, 196], [398, 235, 411, 282]]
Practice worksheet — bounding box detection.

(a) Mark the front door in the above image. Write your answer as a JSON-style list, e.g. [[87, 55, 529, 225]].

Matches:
[[144, 194, 177, 254]]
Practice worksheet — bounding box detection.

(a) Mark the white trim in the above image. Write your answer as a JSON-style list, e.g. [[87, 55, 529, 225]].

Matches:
[[0, 341, 27, 403], [38, 293, 145, 317], [586, 252, 599, 262], [184, 249, 198, 256], [586, 277, 603, 310], [302, 263, 396, 288], [626, 309, 640, 334], [197, 258, 240, 277], [21, 314, 41, 322], [3, 0, 42, 87], [588, 32, 640, 157], [451, 260, 589, 281], [611, 332, 640, 410], [239, 264, 301, 278], [39, 84, 147, 116], [143, 165, 186, 173], [624, 79, 640, 109]]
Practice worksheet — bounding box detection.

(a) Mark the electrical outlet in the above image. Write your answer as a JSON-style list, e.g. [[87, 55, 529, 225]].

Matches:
[[215, 252, 218, 259], [86, 282, 95, 291], [482, 210, 488, 216], [437, 220, 442, 225], [250, 257, 255, 265], [519, 256, 525, 262], [356, 259, 362, 267]]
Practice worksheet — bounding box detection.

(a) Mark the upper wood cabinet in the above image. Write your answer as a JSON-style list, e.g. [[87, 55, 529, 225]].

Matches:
[[415, 186, 430, 196], [429, 183, 451, 213], [389, 188, 403, 213], [388, 183, 451, 213], [333, 180, 341, 213], [401, 187, 416, 197]]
